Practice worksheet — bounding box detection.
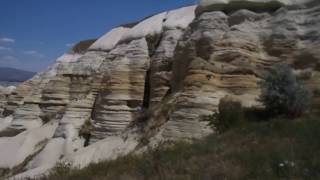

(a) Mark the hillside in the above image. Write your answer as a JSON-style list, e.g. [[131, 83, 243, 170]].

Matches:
[[0, 0, 319, 179], [43, 105, 320, 180], [0, 67, 35, 82]]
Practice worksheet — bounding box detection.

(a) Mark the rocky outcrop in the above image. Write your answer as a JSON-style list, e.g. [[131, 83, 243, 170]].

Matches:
[[0, 121, 58, 169], [0, 86, 15, 116], [158, 0, 320, 140], [149, 6, 197, 105], [0, 1, 320, 178], [90, 38, 150, 142], [196, 0, 315, 15]]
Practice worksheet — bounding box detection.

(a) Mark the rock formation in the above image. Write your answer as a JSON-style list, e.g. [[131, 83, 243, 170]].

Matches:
[[0, 0, 319, 178]]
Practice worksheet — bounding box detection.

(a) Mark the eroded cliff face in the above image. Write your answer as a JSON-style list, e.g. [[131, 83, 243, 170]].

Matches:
[[0, 1, 319, 178]]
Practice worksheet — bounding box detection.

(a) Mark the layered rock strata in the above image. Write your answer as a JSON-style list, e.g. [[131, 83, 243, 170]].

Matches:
[[0, 1, 319, 178]]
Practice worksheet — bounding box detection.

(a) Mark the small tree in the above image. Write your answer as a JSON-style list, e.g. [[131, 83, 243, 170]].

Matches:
[[79, 120, 93, 147], [204, 96, 244, 133], [258, 63, 311, 118]]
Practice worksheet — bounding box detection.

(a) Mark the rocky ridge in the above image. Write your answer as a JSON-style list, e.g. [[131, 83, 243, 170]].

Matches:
[[0, 0, 319, 178]]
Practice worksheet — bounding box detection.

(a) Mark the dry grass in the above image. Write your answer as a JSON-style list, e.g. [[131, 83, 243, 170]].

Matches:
[[42, 107, 320, 180]]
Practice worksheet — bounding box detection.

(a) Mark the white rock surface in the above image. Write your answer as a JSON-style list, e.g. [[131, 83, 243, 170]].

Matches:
[[56, 53, 83, 63], [10, 104, 44, 130], [121, 12, 167, 42], [55, 123, 85, 154], [4, 86, 16, 94], [10, 138, 66, 179], [164, 5, 197, 29], [0, 85, 15, 96], [26, 138, 65, 170], [11, 135, 138, 178], [89, 27, 130, 51], [13, 135, 83, 179], [9, 165, 53, 180], [11, 138, 66, 180], [0, 121, 58, 169], [64, 135, 139, 168], [0, 115, 13, 132]]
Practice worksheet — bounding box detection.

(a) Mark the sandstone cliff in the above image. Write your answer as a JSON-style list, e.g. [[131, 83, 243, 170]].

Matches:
[[0, 0, 319, 178]]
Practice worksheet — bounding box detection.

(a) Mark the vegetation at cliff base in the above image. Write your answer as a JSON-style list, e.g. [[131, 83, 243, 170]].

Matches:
[[42, 104, 320, 180], [203, 95, 244, 133], [258, 63, 311, 118]]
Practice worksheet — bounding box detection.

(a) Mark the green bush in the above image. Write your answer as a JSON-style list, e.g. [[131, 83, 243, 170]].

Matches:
[[48, 163, 72, 178], [204, 96, 244, 133], [79, 120, 93, 147], [314, 87, 320, 97], [258, 63, 311, 118]]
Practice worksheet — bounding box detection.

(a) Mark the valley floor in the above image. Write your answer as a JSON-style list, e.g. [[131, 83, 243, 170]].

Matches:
[[42, 105, 320, 180]]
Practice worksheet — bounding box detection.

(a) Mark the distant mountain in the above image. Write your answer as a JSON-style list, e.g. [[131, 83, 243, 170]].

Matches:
[[0, 67, 35, 82]]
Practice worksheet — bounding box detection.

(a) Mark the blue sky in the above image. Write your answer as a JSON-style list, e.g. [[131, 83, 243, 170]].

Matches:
[[0, 0, 197, 72]]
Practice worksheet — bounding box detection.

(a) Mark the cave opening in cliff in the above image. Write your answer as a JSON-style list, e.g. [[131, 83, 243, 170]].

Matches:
[[142, 69, 151, 109]]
